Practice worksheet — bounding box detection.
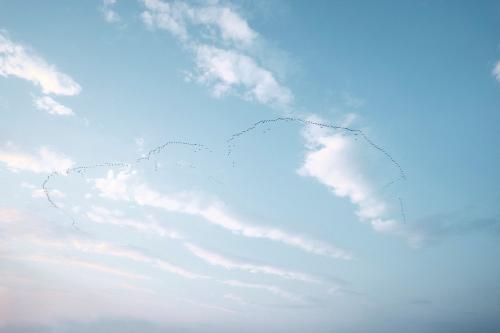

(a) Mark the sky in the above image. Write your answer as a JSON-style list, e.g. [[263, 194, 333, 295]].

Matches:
[[0, 1, 500, 332]]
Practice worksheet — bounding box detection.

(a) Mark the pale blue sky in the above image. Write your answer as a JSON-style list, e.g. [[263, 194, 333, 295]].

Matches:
[[1, 1, 500, 332]]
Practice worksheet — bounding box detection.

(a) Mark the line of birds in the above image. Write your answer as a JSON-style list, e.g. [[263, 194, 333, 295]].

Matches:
[[41, 117, 408, 226]]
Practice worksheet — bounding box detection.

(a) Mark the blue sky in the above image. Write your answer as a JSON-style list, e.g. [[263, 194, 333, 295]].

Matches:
[[1, 1, 500, 332]]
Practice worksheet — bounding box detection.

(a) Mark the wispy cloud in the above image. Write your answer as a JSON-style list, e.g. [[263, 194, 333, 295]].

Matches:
[[185, 242, 321, 283], [0, 207, 22, 223], [0, 31, 81, 96], [87, 205, 183, 240], [223, 279, 304, 304], [140, 0, 291, 108], [33, 95, 74, 116], [2, 254, 148, 280], [2, 209, 204, 281], [181, 298, 237, 314], [0, 144, 74, 173], [192, 44, 293, 106], [196, 203, 351, 260], [68, 239, 208, 280], [399, 212, 500, 248], [141, 0, 256, 45], [100, 0, 121, 24], [493, 61, 500, 82], [223, 293, 247, 305], [91, 169, 352, 259], [340, 91, 364, 109]]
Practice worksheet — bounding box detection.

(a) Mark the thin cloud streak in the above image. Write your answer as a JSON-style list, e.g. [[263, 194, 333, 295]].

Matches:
[[223, 279, 305, 304], [91, 169, 352, 260], [184, 242, 322, 283], [33, 95, 74, 116], [87, 205, 183, 240], [493, 61, 500, 82]]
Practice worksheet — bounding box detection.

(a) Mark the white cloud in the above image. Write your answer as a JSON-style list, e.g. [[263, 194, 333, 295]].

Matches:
[[193, 44, 292, 107], [198, 204, 351, 259], [134, 184, 351, 259], [298, 115, 397, 232], [100, 0, 121, 24], [94, 169, 135, 201], [141, 0, 256, 45], [87, 205, 183, 240], [25, 234, 207, 280], [191, 6, 257, 45], [184, 243, 321, 283], [223, 279, 304, 304], [69, 239, 207, 280], [154, 259, 209, 280], [0, 144, 74, 174], [141, 0, 190, 39], [92, 170, 352, 259], [493, 61, 500, 82], [0, 31, 81, 96], [140, 0, 291, 109], [33, 95, 74, 116], [223, 293, 246, 305]]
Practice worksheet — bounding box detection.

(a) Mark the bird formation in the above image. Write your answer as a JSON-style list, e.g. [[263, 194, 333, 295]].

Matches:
[[41, 117, 408, 226]]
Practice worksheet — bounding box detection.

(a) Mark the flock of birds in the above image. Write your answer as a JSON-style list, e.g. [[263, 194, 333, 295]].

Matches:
[[41, 117, 408, 227]]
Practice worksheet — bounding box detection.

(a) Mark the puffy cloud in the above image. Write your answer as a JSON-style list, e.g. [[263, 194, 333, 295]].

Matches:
[[0, 144, 74, 174], [140, 0, 291, 109], [0, 31, 81, 96], [193, 44, 292, 107], [298, 115, 397, 232], [33, 95, 74, 116], [94, 169, 135, 201], [299, 117, 500, 247], [184, 242, 321, 283]]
